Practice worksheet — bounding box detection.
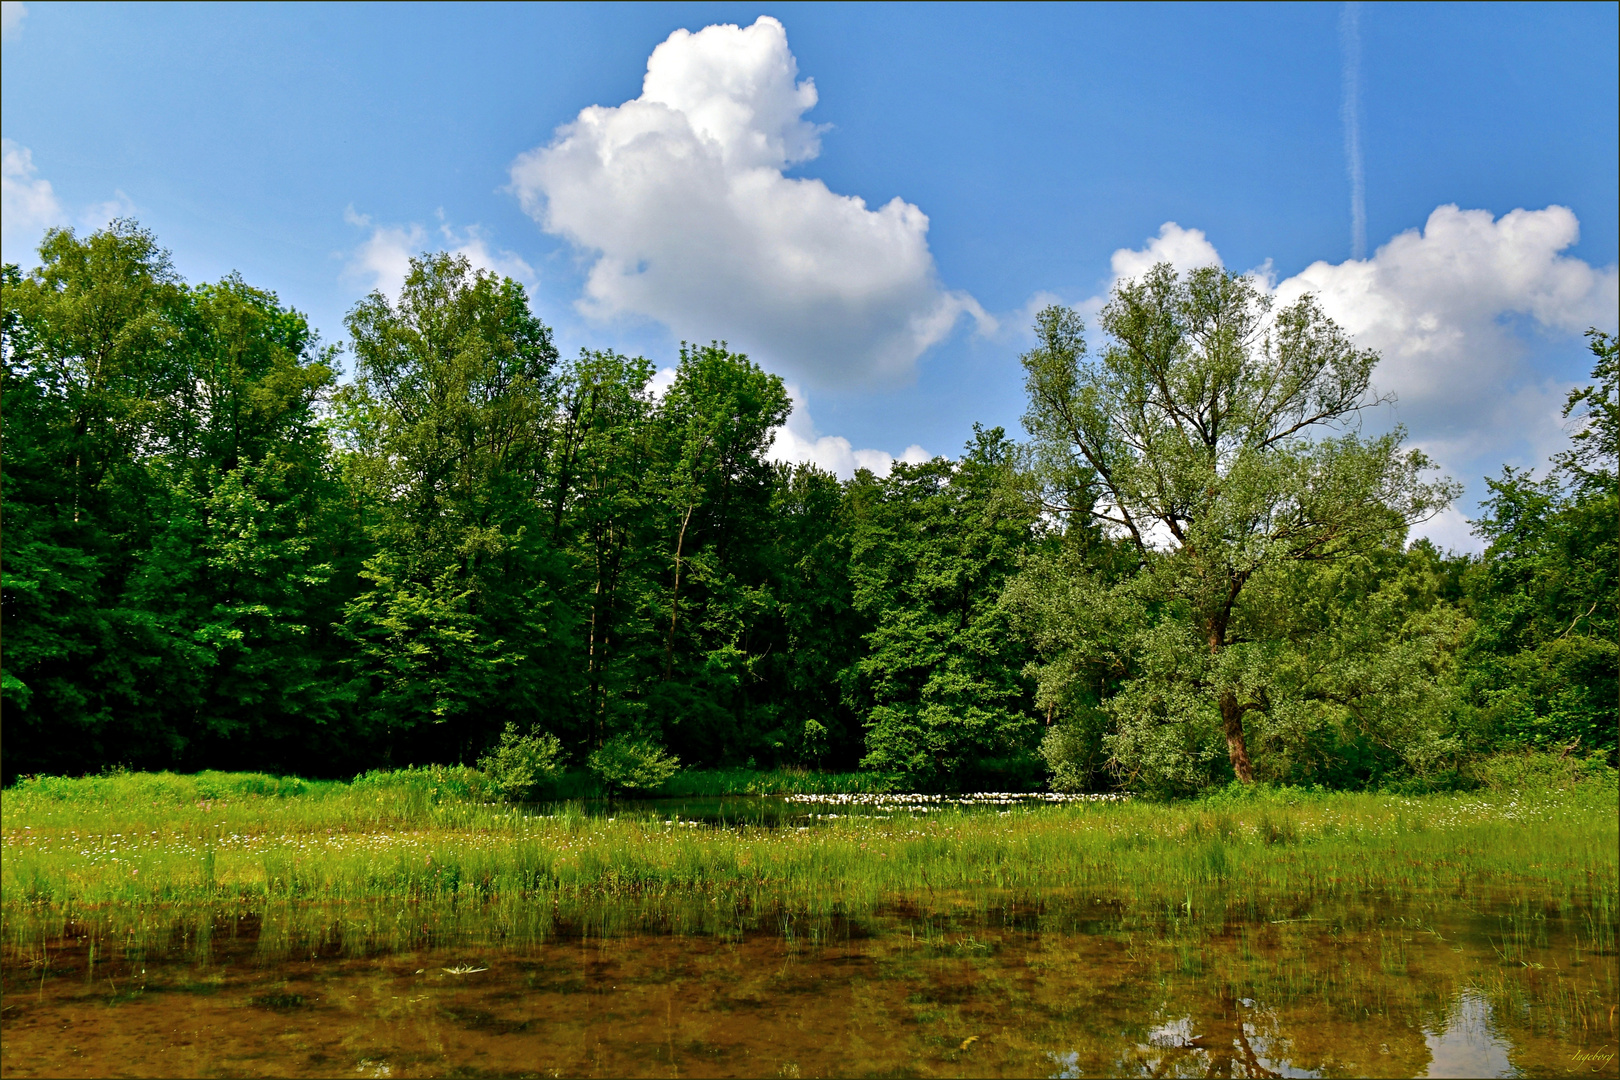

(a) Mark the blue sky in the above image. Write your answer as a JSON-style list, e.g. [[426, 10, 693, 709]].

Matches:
[[4, 1, 1616, 549]]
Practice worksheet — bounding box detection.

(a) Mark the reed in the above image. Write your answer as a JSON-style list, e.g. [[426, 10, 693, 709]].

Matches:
[[4, 769, 1614, 928]]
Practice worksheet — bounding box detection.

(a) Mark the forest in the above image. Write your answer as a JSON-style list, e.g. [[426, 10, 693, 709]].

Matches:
[[2, 220, 1615, 793]]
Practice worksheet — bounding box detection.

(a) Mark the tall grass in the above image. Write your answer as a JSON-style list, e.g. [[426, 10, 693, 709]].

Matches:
[[4, 767, 1614, 930], [660, 767, 892, 796]]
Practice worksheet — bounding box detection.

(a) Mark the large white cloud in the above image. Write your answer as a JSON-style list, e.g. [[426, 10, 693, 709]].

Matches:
[[1271, 204, 1617, 455], [1088, 206, 1619, 550], [509, 15, 989, 389]]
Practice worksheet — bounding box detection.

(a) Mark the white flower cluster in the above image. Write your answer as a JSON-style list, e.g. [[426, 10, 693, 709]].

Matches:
[[785, 791, 1128, 812]]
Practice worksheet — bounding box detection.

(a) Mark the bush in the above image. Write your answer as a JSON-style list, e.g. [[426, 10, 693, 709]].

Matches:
[[586, 735, 681, 795], [800, 718, 830, 766], [349, 764, 490, 804], [8, 769, 321, 804], [1040, 725, 1094, 793], [1468, 750, 1618, 793], [476, 723, 565, 802]]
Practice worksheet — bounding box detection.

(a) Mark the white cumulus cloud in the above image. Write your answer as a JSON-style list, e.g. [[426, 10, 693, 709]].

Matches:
[[1109, 221, 1224, 283], [1089, 205, 1619, 550], [1271, 204, 1618, 454], [510, 15, 989, 389], [1013, 223, 1225, 335], [768, 385, 929, 478], [343, 208, 536, 299]]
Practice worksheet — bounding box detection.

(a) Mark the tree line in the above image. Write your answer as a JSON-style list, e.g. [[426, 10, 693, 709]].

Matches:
[[3, 222, 1613, 791]]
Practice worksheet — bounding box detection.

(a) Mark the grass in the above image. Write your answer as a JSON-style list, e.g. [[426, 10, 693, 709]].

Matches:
[[4, 762, 1613, 1073], [3, 765, 1614, 930], [660, 766, 893, 796]]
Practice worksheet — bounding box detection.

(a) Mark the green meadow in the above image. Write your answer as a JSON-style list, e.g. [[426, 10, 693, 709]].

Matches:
[[5, 764, 1613, 926]]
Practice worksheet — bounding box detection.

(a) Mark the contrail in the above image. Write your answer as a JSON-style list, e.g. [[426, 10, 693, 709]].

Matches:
[[1340, 1, 1366, 260]]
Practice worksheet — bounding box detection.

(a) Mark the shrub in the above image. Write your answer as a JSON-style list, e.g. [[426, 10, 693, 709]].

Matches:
[[476, 723, 565, 802], [1040, 726, 1092, 793], [1468, 750, 1619, 793], [586, 735, 680, 795], [800, 718, 829, 766]]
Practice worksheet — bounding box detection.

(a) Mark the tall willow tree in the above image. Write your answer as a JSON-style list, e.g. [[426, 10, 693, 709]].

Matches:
[[1012, 266, 1457, 787]]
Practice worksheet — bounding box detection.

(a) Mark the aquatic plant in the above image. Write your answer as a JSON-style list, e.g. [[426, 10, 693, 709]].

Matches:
[[587, 736, 682, 795]]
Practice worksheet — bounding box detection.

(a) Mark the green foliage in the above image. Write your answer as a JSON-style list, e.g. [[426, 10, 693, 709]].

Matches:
[[1467, 751, 1619, 793], [847, 427, 1041, 788], [2, 224, 350, 775], [7, 768, 323, 805], [335, 252, 571, 759], [659, 767, 891, 796], [476, 722, 565, 802], [1013, 270, 1458, 790], [1459, 331, 1618, 761], [3, 221, 1610, 793], [346, 764, 491, 803], [587, 734, 682, 794], [1038, 726, 1089, 794]]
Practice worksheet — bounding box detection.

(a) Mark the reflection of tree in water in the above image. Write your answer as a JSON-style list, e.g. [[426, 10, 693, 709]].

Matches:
[[2, 896, 1604, 1078], [1092, 992, 1515, 1078]]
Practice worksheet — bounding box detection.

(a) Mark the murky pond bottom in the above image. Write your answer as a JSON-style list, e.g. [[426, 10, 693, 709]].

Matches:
[[3, 900, 1614, 1078]]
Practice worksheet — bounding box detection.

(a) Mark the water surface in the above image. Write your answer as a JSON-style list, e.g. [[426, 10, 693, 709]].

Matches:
[[3, 895, 1611, 1078]]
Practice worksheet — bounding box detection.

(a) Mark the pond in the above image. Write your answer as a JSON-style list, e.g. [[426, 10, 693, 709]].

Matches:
[[2, 892, 1611, 1078]]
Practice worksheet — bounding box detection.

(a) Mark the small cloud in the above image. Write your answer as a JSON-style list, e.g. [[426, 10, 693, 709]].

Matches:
[[343, 220, 424, 298], [647, 365, 678, 400], [343, 211, 534, 299], [767, 384, 929, 478], [80, 191, 136, 231], [1005, 225, 1230, 341], [1413, 507, 1477, 555], [2, 141, 139, 266], [2, 2, 27, 42], [1002, 290, 1067, 341], [1109, 221, 1224, 283], [1, 139, 64, 261]]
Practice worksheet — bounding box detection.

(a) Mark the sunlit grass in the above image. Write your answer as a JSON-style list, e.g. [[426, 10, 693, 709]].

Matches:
[[4, 768, 1614, 926]]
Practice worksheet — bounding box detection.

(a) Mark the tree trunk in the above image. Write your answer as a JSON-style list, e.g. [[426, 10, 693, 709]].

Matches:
[[1219, 690, 1254, 784], [663, 504, 694, 680]]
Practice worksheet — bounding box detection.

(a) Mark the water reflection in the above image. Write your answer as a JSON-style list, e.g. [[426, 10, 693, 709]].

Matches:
[[1425, 992, 1515, 1079], [2, 899, 1609, 1078]]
